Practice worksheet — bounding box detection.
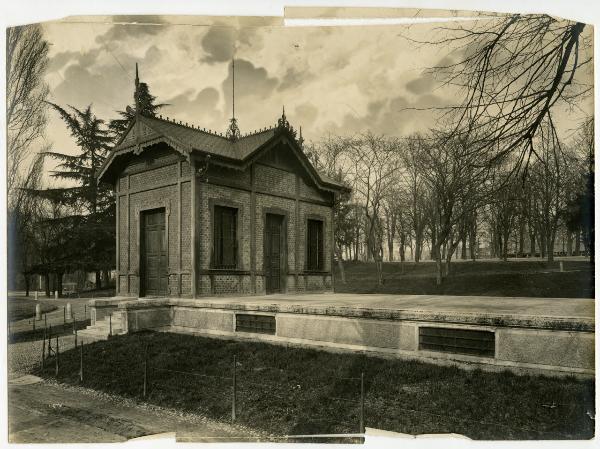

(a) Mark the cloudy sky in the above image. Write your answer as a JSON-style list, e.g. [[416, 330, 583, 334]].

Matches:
[[39, 14, 592, 185]]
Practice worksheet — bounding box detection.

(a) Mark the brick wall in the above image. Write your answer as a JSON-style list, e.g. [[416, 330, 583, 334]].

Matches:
[[115, 143, 336, 298], [193, 159, 334, 297], [117, 146, 193, 297]]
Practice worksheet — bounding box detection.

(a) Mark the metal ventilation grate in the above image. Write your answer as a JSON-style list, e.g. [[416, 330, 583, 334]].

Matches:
[[235, 314, 276, 335], [419, 327, 495, 357]]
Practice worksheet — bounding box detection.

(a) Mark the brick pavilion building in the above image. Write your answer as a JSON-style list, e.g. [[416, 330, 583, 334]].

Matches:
[[98, 68, 349, 298]]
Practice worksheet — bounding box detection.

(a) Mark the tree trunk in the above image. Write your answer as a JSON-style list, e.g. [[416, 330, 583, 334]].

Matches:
[[387, 238, 394, 262], [460, 237, 467, 260], [540, 234, 546, 258], [566, 232, 573, 256], [518, 221, 525, 257], [435, 253, 443, 285], [547, 231, 556, 263], [44, 273, 50, 297], [102, 269, 110, 286], [335, 246, 346, 284], [24, 274, 30, 297], [95, 271, 102, 289], [469, 232, 476, 260], [56, 272, 63, 298], [574, 230, 581, 256], [399, 233, 406, 262], [415, 234, 422, 263], [529, 233, 536, 257]]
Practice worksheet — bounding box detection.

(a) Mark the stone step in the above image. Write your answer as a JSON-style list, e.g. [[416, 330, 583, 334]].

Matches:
[[78, 329, 110, 342], [92, 322, 123, 331]]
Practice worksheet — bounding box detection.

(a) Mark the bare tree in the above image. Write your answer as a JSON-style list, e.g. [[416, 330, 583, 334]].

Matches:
[[401, 134, 430, 263], [416, 131, 492, 284], [346, 133, 402, 285], [7, 152, 45, 294], [527, 119, 573, 262], [428, 14, 591, 173], [486, 169, 523, 261], [6, 24, 49, 203]]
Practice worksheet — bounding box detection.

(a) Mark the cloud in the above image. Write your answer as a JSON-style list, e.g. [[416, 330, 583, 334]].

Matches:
[[277, 67, 314, 92], [318, 91, 446, 138], [199, 26, 263, 64], [144, 45, 162, 66], [95, 23, 164, 44], [200, 26, 235, 64], [405, 73, 436, 95], [161, 87, 223, 131], [51, 60, 135, 117], [47, 48, 101, 73], [222, 59, 279, 114], [294, 103, 319, 128]]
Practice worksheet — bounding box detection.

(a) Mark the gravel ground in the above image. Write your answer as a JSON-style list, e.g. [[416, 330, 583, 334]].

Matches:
[[8, 333, 79, 378], [7, 300, 266, 443]]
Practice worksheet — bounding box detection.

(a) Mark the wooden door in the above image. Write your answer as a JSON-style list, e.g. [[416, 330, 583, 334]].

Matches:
[[265, 214, 284, 294], [142, 208, 167, 296]]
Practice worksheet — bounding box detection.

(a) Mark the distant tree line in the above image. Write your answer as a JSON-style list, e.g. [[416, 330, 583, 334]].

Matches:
[[307, 14, 593, 286]]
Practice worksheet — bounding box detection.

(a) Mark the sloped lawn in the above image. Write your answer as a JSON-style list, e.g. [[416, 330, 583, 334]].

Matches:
[[335, 260, 594, 298], [36, 332, 594, 439]]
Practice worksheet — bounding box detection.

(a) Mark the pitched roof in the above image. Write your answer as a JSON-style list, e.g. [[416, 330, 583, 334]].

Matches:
[[100, 114, 348, 192], [114, 115, 277, 160]]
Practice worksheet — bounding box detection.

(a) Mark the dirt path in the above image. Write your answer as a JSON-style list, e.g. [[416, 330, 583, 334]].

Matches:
[[8, 375, 264, 443]]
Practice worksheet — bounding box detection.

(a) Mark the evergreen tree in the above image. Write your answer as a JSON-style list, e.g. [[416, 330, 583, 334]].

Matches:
[[30, 103, 115, 294], [109, 81, 166, 137]]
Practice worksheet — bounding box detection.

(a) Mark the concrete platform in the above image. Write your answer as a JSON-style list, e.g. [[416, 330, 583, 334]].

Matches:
[[87, 293, 595, 378]]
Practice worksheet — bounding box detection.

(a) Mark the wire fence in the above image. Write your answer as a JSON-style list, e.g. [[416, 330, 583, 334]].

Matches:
[[32, 334, 594, 439], [8, 305, 91, 344]]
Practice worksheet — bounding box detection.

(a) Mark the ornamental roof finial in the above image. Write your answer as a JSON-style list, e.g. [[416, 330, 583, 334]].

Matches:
[[226, 57, 241, 141], [277, 105, 290, 129], [298, 126, 304, 148], [134, 62, 140, 117]]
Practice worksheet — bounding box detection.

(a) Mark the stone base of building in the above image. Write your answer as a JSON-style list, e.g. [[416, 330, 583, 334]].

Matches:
[[86, 294, 595, 378]]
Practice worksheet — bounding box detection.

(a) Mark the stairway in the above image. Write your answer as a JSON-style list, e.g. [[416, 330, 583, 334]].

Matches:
[[78, 312, 125, 342]]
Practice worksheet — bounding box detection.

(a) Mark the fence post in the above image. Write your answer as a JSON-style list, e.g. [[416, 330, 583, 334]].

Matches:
[[73, 314, 77, 346], [232, 355, 237, 423], [79, 341, 83, 383], [41, 324, 46, 370], [44, 313, 47, 328], [84, 304, 87, 320], [55, 335, 59, 377], [47, 325, 52, 355], [33, 317, 36, 333], [63, 307, 66, 327], [109, 314, 112, 337], [359, 372, 365, 434], [143, 344, 148, 398]]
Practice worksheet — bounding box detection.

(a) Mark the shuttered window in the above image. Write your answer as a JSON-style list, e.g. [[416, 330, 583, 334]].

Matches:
[[307, 219, 324, 271], [214, 206, 238, 269]]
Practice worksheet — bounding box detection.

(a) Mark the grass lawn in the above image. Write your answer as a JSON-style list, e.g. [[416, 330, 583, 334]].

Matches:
[[335, 260, 594, 298], [37, 332, 594, 439], [7, 298, 57, 322]]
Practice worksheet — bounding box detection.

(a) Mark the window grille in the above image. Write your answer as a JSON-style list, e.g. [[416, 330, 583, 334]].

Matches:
[[419, 327, 495, 357], [235, 314, 276, 335]]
